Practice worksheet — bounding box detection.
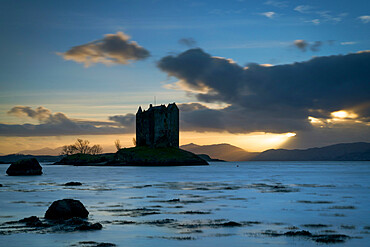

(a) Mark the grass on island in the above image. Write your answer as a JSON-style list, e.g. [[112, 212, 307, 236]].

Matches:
[[57, 153, 114, 165]]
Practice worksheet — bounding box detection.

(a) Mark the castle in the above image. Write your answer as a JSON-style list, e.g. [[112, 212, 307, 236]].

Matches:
[[136, 103, 179, 148]]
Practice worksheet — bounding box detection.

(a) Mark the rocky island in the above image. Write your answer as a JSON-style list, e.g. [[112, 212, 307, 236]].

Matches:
[[55, 103, 208, 166], [55, 146, 208, 166]]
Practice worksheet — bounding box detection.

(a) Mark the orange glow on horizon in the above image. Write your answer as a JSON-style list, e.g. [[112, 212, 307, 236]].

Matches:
[[179, 131, 296, 152], [0, 131, 297, 155]]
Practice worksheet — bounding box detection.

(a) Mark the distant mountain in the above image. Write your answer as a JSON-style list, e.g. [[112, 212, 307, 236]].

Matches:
[[4, 142, 369, 163], [17, 147, 63, 156], [181, 143, 259, 161], [0, 154, 62, 163], [253, 142, 370, 161], [197, 154, 225, 162]]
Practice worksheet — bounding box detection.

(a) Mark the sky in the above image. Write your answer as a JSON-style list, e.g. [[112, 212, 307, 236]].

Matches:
[[0, 0, 369, 154]]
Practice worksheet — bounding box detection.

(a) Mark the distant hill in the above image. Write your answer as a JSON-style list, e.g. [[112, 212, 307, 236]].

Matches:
[[253, 142, 370, 161], [3, 142, 369, 163], [0, 154, 63, 163], [181, 143, 259, 161], [197, 154, 225, 162], [17, 147, 63, 156]]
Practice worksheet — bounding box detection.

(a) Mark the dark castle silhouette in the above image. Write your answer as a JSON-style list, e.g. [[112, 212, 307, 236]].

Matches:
[[136, 103, 179, 148]]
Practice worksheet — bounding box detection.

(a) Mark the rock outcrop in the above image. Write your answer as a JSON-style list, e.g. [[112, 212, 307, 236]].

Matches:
[[112, 147, 209, 166], [64, 182, 82, 186], [54, 147, 209, 166], [45, 199, 89, 220], [6, 158, 42, 176], [54, 153, 113, 165]]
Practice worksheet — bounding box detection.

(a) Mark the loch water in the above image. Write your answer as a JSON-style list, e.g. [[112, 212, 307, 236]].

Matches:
[[0, 161, 369, 246]]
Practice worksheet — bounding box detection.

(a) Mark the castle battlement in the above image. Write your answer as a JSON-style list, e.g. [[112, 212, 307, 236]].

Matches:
[[136, 103, 179, 148]]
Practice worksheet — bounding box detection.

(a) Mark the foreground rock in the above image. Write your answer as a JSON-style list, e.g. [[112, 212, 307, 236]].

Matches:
[[0, 200, 102, 235], [1, 216, 102, 234], [55, 147, 208, 166], [64, 182, 82, 186], [45, 199, 89, 220], [6, 158, 42, 176]]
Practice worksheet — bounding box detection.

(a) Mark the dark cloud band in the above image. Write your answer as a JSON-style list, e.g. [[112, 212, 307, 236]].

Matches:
[[0, 106, 135, 137], [159, 48, 370, 133]]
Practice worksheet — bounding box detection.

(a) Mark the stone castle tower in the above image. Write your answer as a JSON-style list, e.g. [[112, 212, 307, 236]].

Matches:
[[136, 103, 179, 148]]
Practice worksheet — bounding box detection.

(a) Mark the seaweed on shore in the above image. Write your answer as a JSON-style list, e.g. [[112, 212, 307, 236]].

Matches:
[[98, 207, 161, 217], [0, 216, 102, 235], [260, 229, 351, 244], [70, 241, 116, 247]]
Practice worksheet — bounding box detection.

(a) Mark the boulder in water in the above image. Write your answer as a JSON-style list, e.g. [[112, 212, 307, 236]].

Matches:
[[221, 221, 242, 227], [6, 158, 42, 176], [64, 182, 82, 186], [45, 199, 89, 220]]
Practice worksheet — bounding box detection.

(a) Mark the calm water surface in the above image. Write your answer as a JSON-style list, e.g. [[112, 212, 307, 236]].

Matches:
[[0, 161, 369, 246]]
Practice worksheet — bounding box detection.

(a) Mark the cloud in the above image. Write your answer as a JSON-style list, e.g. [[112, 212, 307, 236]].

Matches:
[[178, 103, 309, 133], [178, 103, 208, 112], [293, 40, 309, 51], [58, 31, 150, 67], [341, 41, 357, 45], [310, 41, 322, 51], [306, 19, 320, 25], [1, 106, 134, 137], [158, 48, 370, 134], [109, 114, 135, 126], [317, 11, 346, 23], [8, 106, 53, 122], [358, 15, 370, 23], [178, 38, 197, 48], [294, 5, 312, 14], [295, 5, 346, 24], [264, 1, 288, 8], [293, 40, 323, 52], [260, 12, 276, 19]]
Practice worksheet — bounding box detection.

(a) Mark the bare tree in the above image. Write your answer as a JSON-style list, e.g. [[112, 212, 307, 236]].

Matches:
[[89, 145, 103, 155], [61, 145, 70, 156], [60, 145, 77, 155], [61, 139, 103, 155], [74, 139, 90, 154], [132, 137, 136, 147], [114, 139, 121, 151]]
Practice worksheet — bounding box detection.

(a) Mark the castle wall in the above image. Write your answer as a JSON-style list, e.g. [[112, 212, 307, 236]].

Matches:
[[136, 103, 179, 148], [167, 104, 179, 147], [136, 107, 154, 147]]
